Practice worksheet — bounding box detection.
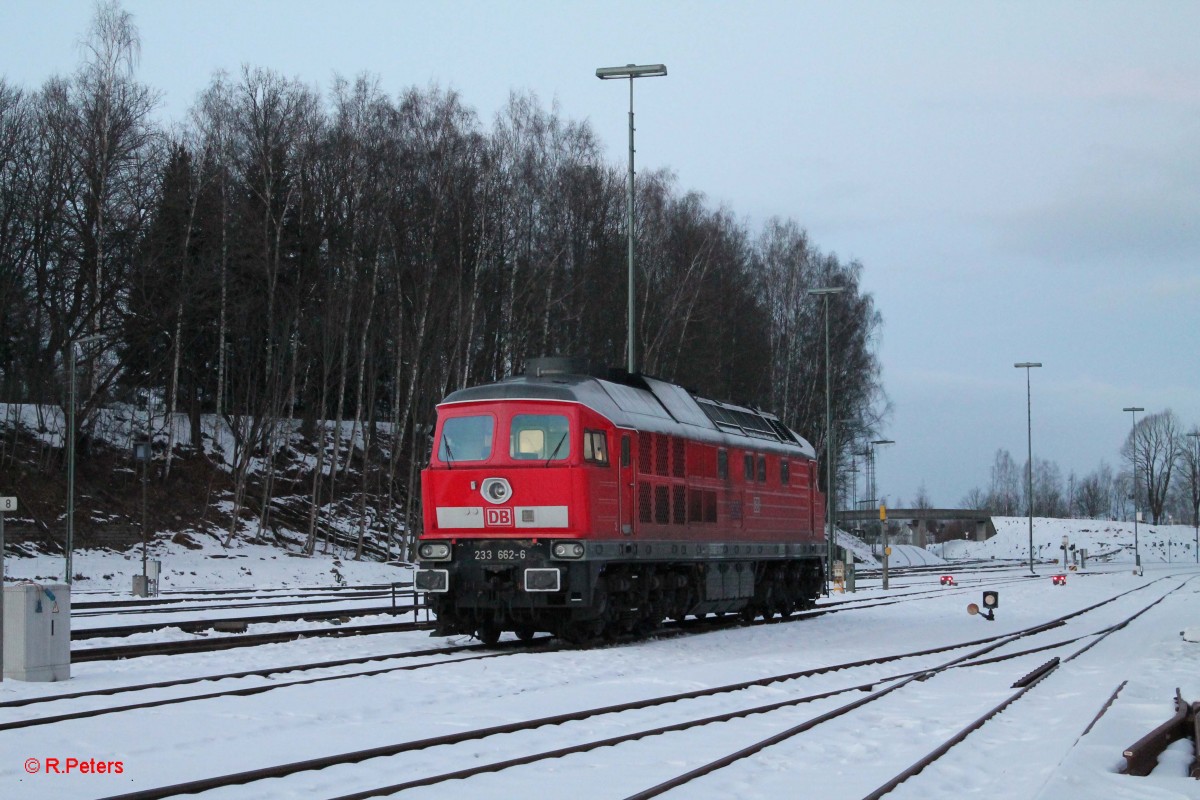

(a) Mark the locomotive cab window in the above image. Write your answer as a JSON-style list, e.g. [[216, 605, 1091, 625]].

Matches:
[[510, 414, 570, 461], [583, 430, 609, 465], [438, 415, 494, 462]]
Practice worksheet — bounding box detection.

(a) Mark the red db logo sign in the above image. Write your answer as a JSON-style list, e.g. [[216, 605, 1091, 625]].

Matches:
[[484, 507, 514, 527]]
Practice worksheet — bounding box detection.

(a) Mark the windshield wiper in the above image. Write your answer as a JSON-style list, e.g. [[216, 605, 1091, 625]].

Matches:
[[545, 432, 568, 467], [441, 437, 456, 469]]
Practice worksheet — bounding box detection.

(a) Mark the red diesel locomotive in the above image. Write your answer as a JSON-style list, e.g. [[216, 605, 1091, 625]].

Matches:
[[414, 358, 826, 644]]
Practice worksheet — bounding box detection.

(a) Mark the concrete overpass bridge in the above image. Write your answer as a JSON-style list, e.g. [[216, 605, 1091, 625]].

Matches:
[[835, 508, 995, 547]]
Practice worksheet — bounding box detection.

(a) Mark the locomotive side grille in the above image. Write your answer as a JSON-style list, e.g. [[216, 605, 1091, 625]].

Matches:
[[655, 434, 669, 476], [672, 438, 686, 478], [654, 485, 669, 524], [638, 482, 653, 523], [672, 485, 687, 524], [639, 432, 652, 473]]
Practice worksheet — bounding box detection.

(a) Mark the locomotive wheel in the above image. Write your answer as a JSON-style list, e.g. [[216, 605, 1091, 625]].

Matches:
[[515, 626, 536, 642], [560, 620, 603, 646], [475, 624, 501, 646]]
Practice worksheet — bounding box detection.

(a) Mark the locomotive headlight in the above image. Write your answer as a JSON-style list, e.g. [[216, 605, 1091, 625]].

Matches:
[[481, 477, 512, 505], [552, 542, 585, 559], [418, 542, 452, 561]]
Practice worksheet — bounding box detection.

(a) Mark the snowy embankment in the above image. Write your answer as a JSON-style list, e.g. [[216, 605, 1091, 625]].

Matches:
[[5, 535, 412, 594], [944, 516, 1199, 567]]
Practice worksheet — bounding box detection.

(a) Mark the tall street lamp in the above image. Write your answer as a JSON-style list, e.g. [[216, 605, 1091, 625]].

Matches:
[[1123, 406, 1144, 571], [1014, 362, 1042, 575], [67, 334, 104, 584], [1188, 430, 1200, 564], [809, 286, 845, 594], [596, 63, 667, 375], [871, 439, 894, 589]]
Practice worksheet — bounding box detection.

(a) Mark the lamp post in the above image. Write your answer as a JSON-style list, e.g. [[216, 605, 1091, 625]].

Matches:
[[1014, 362, 1042, 575], [1188, 431, 1200, 564], [596, 62, 667, 375], [871, 439, 894, 588], [1123, 406, 1144, 571], [67, 334, 103, 585], [809, 286, 845, 594]]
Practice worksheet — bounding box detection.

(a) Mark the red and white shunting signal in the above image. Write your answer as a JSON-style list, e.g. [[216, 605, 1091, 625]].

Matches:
[[1052, 574, 1067, 586]]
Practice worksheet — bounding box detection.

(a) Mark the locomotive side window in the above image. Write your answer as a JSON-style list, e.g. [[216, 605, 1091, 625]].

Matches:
[[744, 453, 754, 481], [510, 414, 570, 461], [781, 459, 790, 485], [438, 415, 494, 462], [621, 435, 631, 467], [757, 454, 767, 483], [583, 430, 609, 465], [717, 449, 728, 480]]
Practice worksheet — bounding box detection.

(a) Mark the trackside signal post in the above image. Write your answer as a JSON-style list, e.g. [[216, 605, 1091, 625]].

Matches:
[[1, 496, 13, 682], [880, 504, 889, 590]]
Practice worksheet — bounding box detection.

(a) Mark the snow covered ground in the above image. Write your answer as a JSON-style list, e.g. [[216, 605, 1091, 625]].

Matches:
[[1, 518, 1199, 799]]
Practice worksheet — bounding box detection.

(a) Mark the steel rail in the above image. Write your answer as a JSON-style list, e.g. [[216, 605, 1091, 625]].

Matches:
[[0, 641, 510, 710], [0, 645, 547, 733], [71, 583, 400, 609], [72, 604, 415, 639], [70, 618, 432, 661], [861, 577, 1192, 797], [72, 591, 396, 617], [92, 579, 1164, 800], [627, 576, 1190, 799]]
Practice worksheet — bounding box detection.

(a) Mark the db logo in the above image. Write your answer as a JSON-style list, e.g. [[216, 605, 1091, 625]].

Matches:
[[484, 507, 514, 527]]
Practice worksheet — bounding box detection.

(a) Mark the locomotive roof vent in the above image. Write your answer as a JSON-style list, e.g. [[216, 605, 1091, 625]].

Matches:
[[525, 356, 605, 380]]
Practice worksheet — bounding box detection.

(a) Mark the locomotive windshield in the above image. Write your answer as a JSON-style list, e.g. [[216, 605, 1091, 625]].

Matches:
[[438, 415, 494, 462], [510, 414, 570, 461]]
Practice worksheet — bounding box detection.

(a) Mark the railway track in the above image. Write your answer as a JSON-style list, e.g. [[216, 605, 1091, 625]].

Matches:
[[72, 591, 398, 618], [71, 581, 405, 611], [72, 604, 417, 639], [70, 617, 432, 661], [0, 637, 554, 733], [80, 576, 1182, 800], [2, 585, 957, 753], [634, 574, 1198, 800], [64, 569, 996, 662]]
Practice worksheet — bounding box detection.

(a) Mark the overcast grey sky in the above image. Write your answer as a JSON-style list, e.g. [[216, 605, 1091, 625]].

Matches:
[[5, 1, 1198, 509]]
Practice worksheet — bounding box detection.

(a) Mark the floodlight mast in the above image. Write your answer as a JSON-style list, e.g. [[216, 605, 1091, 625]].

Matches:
[[67, 334, 104, 585], [596, 63, 667, 374], [1014, 362, 1042, 575], [1123, 406, 1145, 571], [808, 285, 845, 594]]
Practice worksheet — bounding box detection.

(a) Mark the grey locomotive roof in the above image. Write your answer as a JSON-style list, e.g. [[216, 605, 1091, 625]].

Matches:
[[440, 372, 817, 459]]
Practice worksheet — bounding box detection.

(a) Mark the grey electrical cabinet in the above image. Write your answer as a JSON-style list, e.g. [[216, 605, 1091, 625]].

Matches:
[[2, 583, 70, 681]]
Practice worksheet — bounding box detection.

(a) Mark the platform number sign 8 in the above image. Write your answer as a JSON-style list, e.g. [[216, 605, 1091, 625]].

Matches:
[[0, 497, 15, 512]]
